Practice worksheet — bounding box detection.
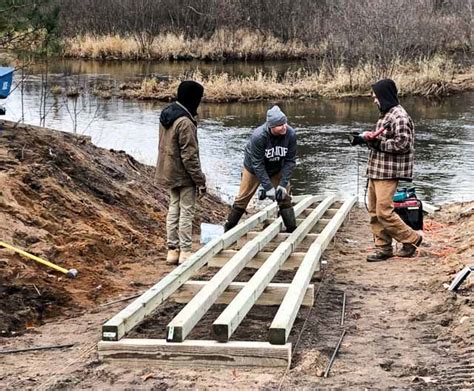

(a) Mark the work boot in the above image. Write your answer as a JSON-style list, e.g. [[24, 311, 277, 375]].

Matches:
[[224, 206, 246, 232], [396, 234, 423, 258], [179, 250, 193, 263], [280, 207, 297, 233], [166, 249, 180, 265], [366, 246, 394, 262]]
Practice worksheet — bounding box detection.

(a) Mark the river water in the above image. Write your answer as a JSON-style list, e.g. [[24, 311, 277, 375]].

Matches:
[[2, 59, 473, 204]]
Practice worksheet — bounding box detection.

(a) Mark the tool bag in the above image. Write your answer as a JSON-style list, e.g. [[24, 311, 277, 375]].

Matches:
[[392, 187, 423, 230]]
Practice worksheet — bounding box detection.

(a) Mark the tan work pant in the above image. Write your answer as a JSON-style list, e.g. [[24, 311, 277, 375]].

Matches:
[[233, 168, 292, 210], [167, 186, 196, 252], [368, 179, 419, 248]]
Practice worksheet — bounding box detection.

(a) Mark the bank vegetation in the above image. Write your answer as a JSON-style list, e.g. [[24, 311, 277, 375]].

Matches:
[[92, 55, 470, 102]]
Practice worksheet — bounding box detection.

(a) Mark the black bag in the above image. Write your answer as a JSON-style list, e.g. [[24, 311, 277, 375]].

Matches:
[[393, 197, 423, 230]]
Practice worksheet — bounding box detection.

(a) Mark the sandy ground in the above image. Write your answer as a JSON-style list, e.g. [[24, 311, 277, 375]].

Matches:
[[1, 200, 472, 390]]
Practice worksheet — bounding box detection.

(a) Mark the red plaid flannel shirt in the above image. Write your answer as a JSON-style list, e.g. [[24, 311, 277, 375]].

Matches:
[[366, 105, 415, 180]]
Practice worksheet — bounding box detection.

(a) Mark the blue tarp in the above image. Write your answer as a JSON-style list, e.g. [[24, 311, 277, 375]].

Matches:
[[0, 67, 14, 99]]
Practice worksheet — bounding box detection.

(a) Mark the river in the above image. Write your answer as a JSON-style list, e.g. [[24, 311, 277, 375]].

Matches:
[[2, 59, 473, 204]]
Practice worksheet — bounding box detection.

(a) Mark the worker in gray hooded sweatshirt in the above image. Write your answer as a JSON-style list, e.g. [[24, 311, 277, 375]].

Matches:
[[224, 105, 297, 232]]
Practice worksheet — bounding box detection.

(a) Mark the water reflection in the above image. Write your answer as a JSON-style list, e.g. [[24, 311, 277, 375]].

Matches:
[[3, 61, 473, 204]]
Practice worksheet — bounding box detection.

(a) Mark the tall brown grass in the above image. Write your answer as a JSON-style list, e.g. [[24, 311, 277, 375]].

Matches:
[[65, 29, 324, 60], [116, 56, 472, 102]]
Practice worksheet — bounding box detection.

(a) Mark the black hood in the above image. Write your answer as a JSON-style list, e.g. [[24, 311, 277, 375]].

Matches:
[[372, 79, 399, 113], [177, 80, 204, 116], [160, 102, 196, 129]]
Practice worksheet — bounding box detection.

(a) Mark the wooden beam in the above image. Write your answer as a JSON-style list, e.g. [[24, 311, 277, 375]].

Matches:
[[101, 202, 279, 341], [235, 234, 319, 252], [422, 202, 440, 214], [268, 196, 357, 345], [296, 217, 331, 227], [98, 339, 291, 368], [245, 232, 319, 242], [170, 281, 314, 306], [212, 196, 337, 342], [208, 250, 305, 271], [302, 207, 338, 218], [165, 196, 318, 342]]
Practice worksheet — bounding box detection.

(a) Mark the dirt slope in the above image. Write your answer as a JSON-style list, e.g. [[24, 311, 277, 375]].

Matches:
[[0, 120, 227, 336]]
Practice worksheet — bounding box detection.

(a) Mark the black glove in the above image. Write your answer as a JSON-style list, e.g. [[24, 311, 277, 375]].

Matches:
[[275, 185, 287, 202], [348, 132, 367, 146]]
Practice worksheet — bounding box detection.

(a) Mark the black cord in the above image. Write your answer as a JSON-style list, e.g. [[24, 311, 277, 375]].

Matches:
[[364, 179, 369, 211]]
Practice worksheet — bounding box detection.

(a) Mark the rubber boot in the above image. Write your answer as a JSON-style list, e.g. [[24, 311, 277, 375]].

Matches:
[[224, 206, 246, 232], [280, 207, 297, 233]]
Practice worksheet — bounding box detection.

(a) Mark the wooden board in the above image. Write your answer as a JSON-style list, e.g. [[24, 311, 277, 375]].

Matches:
[[98, 339, 291, 368], [235, 234, 319, 252], [422, 202, 440, 214], [208, 250, 306, 271], [170, 281, 314, 306], [268, 196, 357, 345]]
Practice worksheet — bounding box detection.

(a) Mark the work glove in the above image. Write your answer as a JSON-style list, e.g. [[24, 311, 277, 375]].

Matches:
[[348, 132, 366, 146], [265, 187, 276, 200], [275, 185, 287, 202], [196, 185, 207, 199]]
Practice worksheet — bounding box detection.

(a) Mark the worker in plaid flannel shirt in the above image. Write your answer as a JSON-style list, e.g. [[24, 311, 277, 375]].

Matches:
[[356, 79, 423, 262]]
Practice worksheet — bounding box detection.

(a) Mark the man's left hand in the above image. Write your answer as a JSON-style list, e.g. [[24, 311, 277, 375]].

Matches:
[[275, 185, 287, 201]]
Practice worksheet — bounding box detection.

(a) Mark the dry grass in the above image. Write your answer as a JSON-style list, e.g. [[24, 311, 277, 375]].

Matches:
[[114, 56, 473, 101], [64, 29, 323, 60]]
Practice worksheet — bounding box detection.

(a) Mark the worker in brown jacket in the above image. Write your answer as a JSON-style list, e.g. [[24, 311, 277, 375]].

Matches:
[[155, 81, 206, 264], [351, 79, 423, 261]]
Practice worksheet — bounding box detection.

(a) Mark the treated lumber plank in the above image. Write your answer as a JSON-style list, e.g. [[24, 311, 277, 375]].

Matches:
[[422, 202, 439, 214], [245, 232, 319, 242], [296, 217, 331, 226], [235, 234, 319, 252], [165, 196, 318, 342], [208, 250, 306, 271], [269, 196, 357, 345], [101, 202, 278, 341], [170, 281, 314, 306], [98, 339, 292, 368], [301, 207, 338, 218], [212, 195, 337, 342]]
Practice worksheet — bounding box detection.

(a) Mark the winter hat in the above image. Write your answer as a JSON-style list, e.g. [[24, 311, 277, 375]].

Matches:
[[266, 105, 287, 128], [177, 80, 204, 116]]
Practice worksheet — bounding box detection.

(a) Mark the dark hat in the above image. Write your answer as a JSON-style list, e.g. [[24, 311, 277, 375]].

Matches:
[[177, 80, 204, 116], [371, 79, 399, 113]]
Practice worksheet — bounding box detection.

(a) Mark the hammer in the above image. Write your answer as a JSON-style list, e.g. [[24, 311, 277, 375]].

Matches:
[[0, 241, 78, 278]]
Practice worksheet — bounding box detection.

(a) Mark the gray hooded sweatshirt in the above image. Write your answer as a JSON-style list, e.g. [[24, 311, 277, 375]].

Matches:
[[243, 106, 297, 191]]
